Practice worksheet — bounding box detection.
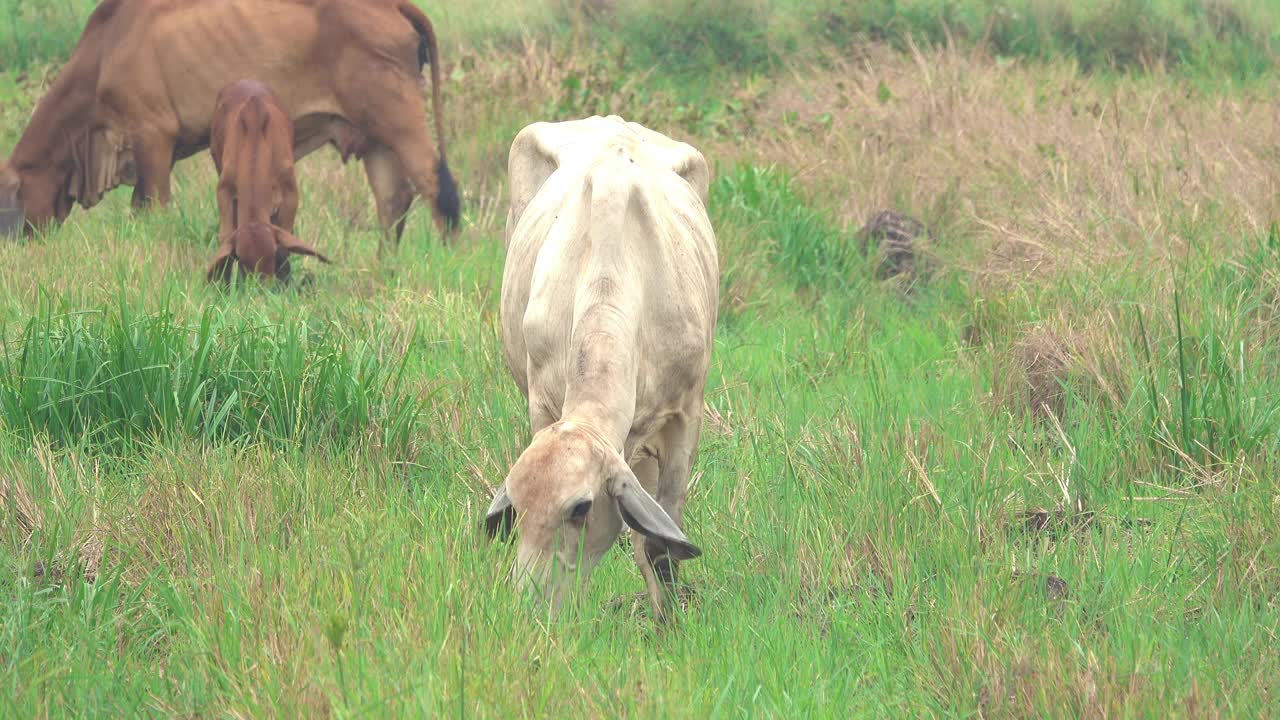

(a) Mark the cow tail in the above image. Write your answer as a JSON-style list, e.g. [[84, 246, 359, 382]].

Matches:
[[399, 3, 459, 229], [398, 3, 448, 166]]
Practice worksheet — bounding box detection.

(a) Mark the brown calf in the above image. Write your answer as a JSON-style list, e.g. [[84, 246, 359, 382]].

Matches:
[[206, 80, 328, 282]]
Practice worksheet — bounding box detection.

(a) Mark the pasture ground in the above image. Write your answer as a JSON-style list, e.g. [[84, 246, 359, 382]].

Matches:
[[2, 1, 1280, 716]]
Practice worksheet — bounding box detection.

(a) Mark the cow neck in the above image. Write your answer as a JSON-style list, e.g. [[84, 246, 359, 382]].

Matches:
[[9, 61, 91, 174], [235, 168, 273, 231], [559, 287, 640, 455], [560, 233, 640, 448], [232, 104, 277, 230]]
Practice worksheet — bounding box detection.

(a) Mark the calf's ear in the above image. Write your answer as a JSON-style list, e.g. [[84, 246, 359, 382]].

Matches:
[[485, 484, 516, 540], [607, 457, 702, 561], [274, 228, 331, 263], [0, 167, 23, 238], [206, 243, 235, 283]]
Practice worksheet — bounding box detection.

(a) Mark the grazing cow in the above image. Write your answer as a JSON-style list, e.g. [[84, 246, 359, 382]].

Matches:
[[0, 0, 459, 251], [206, 80, 328, 282], [486, 116, 718, 619]]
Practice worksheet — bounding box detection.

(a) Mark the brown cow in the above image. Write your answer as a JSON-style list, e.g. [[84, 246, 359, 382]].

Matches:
[[0, 0, 460, 250], [206, 80, 329, 283]]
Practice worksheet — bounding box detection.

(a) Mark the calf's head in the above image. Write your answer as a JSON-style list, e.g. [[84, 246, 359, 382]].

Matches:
[[485, 422, 701, 611], [208, 222, 330, 283]]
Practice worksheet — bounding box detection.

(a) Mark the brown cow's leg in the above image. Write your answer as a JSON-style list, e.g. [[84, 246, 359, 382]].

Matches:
[[388, 132, 449, 241], [341, 77, 455, 241], [130, 129, 174, 210], [363, 144, 415, 255]]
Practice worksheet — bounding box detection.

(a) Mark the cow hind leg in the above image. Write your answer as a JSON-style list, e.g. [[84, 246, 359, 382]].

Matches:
[[390, 131, 459, 241], [345, 83, 459, 240], [363, 145, 416, 255]]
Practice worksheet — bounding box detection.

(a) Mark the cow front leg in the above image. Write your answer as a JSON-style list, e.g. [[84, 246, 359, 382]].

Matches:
[[130, 129, 175, 211], [643, 415, 703, 619], [627, 453, 670, 620]]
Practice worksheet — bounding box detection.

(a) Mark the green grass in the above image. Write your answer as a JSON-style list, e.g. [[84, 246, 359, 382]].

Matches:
[[829, 0, 1280, 80], [3, 1, 1280, 717], [3, 0, 1276, 80], [0, 0, 95, 72], [604, 0, 1280, 85]]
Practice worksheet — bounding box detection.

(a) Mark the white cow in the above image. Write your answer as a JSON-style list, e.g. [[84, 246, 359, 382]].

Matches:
[[485, 115, 718, 619]]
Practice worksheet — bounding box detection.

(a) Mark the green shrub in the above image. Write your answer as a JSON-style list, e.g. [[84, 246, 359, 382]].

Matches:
[[608, 0, 779, 78], [0, 300, 420, 455], [711, 164, 858, 291]]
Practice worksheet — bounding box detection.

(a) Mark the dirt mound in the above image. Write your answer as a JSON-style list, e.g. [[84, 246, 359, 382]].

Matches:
[[857, 210, 930, 281], [1015, 327, 1074, 419]]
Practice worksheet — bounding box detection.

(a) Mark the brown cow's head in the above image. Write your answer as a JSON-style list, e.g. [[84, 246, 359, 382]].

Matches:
[[484, 421, 701, 613], [0, 159, 80, 238], [207, 222, 330, 284]]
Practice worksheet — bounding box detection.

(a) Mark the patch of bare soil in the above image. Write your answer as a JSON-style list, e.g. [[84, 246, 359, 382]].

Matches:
[[858, 209, 933, 282]]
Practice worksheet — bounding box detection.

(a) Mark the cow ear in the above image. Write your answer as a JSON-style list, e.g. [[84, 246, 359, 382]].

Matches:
[[0, 165, 22, 237], [672, 147, 710, 206], [606, 455, 701, 561], [505, 122, 561, 245], [485, 484, 516, 540], [274, 228, 331, 263], [206, 242, 235, 283]]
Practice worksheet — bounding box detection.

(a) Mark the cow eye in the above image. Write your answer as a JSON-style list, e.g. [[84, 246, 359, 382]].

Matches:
[[568, 499, 592, 523]]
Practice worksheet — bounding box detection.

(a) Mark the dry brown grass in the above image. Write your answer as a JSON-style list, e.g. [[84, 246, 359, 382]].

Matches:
[[721, 43, 1280, 286], [988, 312, 1129, 422], [2, 438, 105, 581], [1017, 325, 1076, 419]]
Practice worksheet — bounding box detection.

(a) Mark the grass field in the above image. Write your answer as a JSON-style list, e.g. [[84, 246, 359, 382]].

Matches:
[[3, 0, 1280, 717]]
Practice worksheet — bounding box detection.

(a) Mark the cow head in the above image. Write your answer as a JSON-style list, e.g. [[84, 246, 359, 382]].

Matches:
[[485, 421, 701, 612], [0, 159, 77, 238], [207, 222, 330, 283]]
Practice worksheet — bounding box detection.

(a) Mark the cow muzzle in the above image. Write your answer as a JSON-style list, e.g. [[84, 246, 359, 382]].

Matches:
[[0, 188, 22, 238], [511, 538, 606, 616], [513, 559, 572, 615]]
